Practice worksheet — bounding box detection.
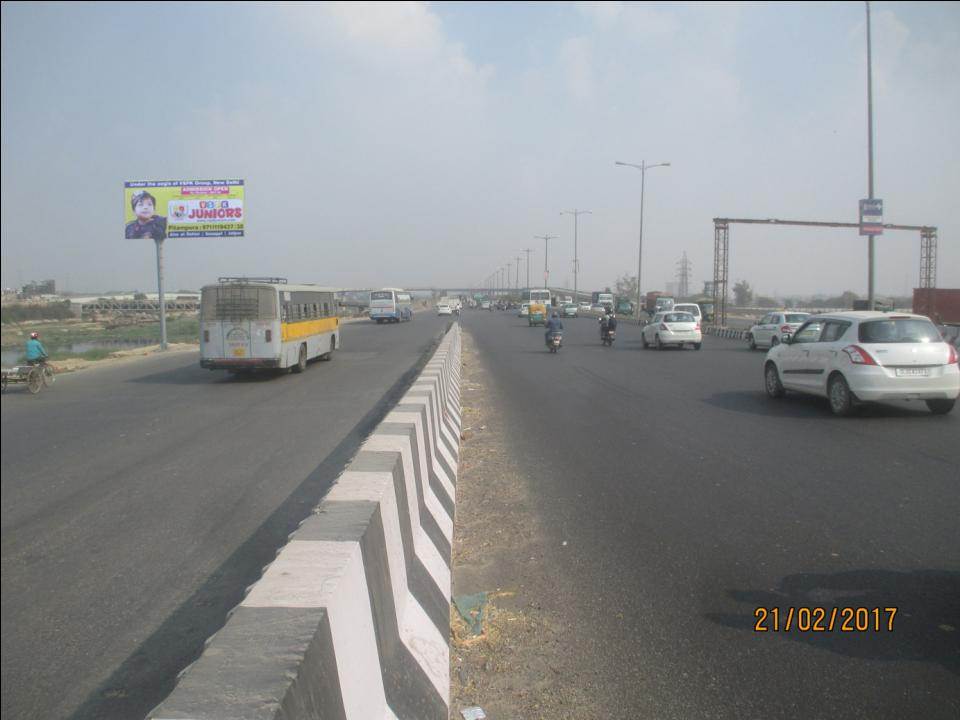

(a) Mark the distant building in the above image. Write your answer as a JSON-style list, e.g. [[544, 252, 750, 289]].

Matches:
[[21, 279, 56, 297]]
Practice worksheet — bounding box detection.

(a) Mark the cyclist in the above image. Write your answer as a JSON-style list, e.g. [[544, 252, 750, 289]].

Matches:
[[25, 332, 49, 366]]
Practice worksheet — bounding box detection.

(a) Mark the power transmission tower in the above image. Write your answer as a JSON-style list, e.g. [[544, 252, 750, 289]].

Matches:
[[675, 251, 692, 299]]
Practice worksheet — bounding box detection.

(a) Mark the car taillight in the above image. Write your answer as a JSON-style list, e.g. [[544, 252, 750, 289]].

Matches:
[[265, 329, 272, 342], [780, 325, 791, 333], [695, 323, 701, 331], [947, 344, 958, 365], [203, 330, 209, 342], [842, 345, 878, 365]]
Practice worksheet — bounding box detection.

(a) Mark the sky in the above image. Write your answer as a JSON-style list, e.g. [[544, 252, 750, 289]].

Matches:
[[2, 1, 958, 298]]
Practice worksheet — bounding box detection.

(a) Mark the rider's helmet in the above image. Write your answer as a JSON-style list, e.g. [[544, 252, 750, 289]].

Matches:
[[30, 332, 39, 339]]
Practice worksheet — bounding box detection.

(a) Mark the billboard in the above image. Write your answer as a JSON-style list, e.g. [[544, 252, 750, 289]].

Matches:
[[859, 198, 883, 236], [125, 180, 245, 239]]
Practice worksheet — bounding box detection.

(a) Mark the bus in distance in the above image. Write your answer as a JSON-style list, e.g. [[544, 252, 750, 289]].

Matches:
[[369, 288, 413, 323]]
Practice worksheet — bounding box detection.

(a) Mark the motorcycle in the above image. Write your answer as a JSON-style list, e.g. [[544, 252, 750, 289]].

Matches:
[[601, 328, 616, 347], [546, 332, 563, 353]]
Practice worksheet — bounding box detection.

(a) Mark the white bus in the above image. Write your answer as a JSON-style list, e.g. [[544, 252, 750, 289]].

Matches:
[[526, 288, 551, 307], [200, 277, 340, 373], [369, 288, 413, 323]]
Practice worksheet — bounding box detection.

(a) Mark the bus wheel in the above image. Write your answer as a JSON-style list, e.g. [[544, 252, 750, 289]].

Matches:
[[322, 337, 335, 361], [292, 344, 307, 373]]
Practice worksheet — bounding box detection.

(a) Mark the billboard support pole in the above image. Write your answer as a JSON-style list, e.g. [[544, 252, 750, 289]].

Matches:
[[155, 237, 167, 350]]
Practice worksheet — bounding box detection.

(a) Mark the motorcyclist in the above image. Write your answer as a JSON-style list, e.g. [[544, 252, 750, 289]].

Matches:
[[545, 311, 564, 343], [25, 332, 49, 365], [599, 308, 618, 337]]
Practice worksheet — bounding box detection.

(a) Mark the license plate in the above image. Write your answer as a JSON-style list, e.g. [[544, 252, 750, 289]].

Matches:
[[895, 367, 929, 377]]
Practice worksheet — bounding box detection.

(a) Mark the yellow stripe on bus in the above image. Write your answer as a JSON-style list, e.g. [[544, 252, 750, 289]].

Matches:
[[281, 317, 339, 342]]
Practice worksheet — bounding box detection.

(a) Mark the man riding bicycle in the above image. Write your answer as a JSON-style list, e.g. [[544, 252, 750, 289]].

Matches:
[[25, 332, 49, 366]]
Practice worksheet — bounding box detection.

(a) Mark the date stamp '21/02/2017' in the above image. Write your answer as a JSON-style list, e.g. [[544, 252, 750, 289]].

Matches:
[[754, 606, 897, 633]]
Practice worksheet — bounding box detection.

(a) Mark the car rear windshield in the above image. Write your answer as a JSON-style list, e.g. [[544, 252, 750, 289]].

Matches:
[[370, 291, 393, 300], [201, 286, 277, 321], [858, 318, 941, 344], [664, 313, 694, 323], [784, 314, 809, 323]]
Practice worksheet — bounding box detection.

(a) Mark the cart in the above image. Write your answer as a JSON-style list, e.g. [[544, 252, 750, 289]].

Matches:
[[528, 302, 547, 327], [1, 363, 55, 394]]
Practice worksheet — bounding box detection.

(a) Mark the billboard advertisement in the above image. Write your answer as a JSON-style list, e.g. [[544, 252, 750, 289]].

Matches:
[[124, 180, 245, 239]]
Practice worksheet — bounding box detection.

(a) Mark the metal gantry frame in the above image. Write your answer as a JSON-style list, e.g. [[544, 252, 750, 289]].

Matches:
[[711, 217, 938, 327]]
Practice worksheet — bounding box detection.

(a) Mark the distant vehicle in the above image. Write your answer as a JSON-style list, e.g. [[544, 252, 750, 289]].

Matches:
[[747, 312, 811, 350], [644, 291, 675, 315], [200, 277, 339, 373], [564, 296, 573, 304], [561, 303, 578, 318], [519, 302, 530, 317], [437, 303, 453, 316], [764, 312, 959, 416], [641, 311, 702, 350], [672, 303, 701, 324], [591, 304, 607, 314], [615, 298, 634, 315], [526, 288, 551, 308], [480, 300, 491, 310], [369, 288, 413, 323], [592, 291, 614, 309], [578, 302, 592, 314]]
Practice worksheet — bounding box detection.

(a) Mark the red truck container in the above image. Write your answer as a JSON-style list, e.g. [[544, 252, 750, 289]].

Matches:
[[913, 288, 960, 324]]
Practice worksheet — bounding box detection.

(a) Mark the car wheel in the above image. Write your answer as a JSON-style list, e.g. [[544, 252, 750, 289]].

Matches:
[[828, 374, 855, 416], [656, 335, 663, 351], [694, 343, 702, 350], [764, 362, 785, 398], [642, 334, 649, 349], [747, 334, 756, 351], [770, 336, 779, 347], [926, 398, 956, 415]]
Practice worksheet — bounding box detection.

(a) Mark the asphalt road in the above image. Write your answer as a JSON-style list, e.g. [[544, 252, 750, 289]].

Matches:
[[0, 314, 451, 720], [462, 309, 960, 720]]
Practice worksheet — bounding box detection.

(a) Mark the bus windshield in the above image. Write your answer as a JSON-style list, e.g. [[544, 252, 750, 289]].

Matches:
[[370, 291, 393, 301]]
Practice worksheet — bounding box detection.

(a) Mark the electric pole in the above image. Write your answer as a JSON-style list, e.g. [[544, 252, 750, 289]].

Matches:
[[523, 247, 534, 291], [561, 209, 591, 303], [533, 234, 558, 288]]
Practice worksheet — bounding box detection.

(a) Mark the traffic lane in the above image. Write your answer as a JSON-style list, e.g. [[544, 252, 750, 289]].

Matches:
[[0, 315, 450, 720], [463, 311, 959, 719]]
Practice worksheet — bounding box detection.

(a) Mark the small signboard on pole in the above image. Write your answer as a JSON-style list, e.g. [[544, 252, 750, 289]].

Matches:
[[860, 198, 883, 236]]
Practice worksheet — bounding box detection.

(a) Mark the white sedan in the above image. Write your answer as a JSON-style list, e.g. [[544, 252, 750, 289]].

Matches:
[[763, 312, 959, 415], [747, 312, 810, 350], [437, 304, 453, 316], [519, 303, 530, 317], [642, 311, 702, 350]]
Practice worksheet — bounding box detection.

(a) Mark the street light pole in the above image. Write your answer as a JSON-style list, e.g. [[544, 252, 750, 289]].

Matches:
[[561, 209, 591, 303], [615, 160, 671, 318], [533, 234, 557, 288], [515, 255, 522, 290], [523, 247, 533, 290]]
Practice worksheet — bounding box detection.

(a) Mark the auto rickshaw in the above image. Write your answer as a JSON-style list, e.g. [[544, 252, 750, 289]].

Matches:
[[528, 302, 547, 326]]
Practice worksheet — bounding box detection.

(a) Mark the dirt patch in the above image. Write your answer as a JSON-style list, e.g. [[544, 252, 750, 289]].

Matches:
[[450, 329, 600, 719], [50, 343, 198, 374]]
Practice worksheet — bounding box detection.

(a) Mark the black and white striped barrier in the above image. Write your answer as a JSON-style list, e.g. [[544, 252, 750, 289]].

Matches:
[[150, 324, 462, 720], [705, 326, 748, 340]]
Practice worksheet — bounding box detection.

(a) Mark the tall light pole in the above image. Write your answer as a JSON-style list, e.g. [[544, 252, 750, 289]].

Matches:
[[533, 234, 558, 288], [561, 209, 591, 303], [615, 160, 671, 318], [866, 0, 876, 310], [515, 255, 522, 290], [523, 247, 533, 290]]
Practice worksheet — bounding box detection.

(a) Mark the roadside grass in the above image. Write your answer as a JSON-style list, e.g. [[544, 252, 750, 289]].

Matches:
[[1, 317, 199, 350]]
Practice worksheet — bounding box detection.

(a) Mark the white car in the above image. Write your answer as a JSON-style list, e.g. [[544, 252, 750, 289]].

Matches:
[[642, 311, 702, 350], [672, 303, 702, 324], [763, 312, 959, 416], [519, 303, 530, 317], [578, 302, 592, 314], [437, 303, 453, 316], [747, 311, 810, 350]]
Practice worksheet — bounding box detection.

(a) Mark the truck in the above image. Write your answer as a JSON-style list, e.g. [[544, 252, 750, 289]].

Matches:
[[591, 291, 614, 309], [913, 288, 960, 324], [645, 291, 674, 315], [615, 297, 634, 315]]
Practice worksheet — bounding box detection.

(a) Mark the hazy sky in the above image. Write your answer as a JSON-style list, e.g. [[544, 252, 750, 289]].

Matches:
[[2, 1, 958, 297]]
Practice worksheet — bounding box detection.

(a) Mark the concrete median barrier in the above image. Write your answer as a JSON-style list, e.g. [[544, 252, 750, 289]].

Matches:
[[150, 324, 462, 720]]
